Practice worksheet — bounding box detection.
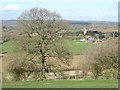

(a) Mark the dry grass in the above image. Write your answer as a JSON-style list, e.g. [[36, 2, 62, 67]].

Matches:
[[70, 55, 90, 71]]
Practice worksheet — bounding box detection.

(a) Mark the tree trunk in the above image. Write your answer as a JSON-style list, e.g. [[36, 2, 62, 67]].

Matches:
[[41, 54, 46, 80]]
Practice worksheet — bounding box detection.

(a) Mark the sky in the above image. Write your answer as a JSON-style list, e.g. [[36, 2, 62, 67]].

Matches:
[[0, 0, 119, 21]]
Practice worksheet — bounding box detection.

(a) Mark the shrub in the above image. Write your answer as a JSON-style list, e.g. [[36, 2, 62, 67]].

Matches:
[[89, 38, 118, 79]]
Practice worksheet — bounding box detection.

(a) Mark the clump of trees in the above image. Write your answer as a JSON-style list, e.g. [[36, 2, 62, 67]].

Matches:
[[7, 54, 38, 81], [89, 38, 118, 79], [7, 7, 72, 81]]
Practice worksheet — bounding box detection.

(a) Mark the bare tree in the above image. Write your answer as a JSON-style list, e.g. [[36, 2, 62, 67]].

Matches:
[[17, 7, 71, 80]]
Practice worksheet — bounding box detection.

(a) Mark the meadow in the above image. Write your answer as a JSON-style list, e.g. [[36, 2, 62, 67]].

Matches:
[[2, 41, 22, 54], [1, 40, 93, 55], [66, 40, 93, 55], [3, 80, 118, 88]]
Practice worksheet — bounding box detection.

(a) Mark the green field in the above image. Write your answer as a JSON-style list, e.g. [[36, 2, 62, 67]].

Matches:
[[3, 80, 118, 88], [2, 41, 22, 54], [1, 40, 93, 55], [66, 40, 93, 55], [68, 29, 80, 33]]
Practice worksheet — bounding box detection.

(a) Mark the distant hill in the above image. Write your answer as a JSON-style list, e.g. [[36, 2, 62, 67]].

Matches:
[[69, 21, 91, 25], [2, 20, 17, 27], [69, 20, 117, 27], [1, 20, 117, 28]]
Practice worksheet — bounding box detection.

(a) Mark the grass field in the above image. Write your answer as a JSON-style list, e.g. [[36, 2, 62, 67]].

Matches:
[[1, 40, 93, 55], [66, 40, 93, 55], [2, 41, 22, 54], [3, 80, 118, 88], [68, 29, 81, 33]]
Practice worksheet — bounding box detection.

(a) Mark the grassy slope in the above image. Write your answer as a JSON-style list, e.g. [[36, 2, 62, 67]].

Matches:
[[3, 80, 118, 88], [2, 41, 22, 54], [66, 40, 93, 55], [2, 40, 92, 55]]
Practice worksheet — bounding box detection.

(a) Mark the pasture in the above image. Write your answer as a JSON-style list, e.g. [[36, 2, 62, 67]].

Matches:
[[66, 40, 93, 55], [3, 80, 118, 88], [2, 41, 22, 54], [1, 40, 93, 55]]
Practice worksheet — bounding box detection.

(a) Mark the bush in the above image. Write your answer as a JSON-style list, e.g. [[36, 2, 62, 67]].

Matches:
[[6, 54, 42, 81], [89, 38, 118, 79]]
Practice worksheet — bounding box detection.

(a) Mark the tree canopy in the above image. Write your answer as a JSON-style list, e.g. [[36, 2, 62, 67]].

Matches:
[[8, 7, 72, 80]]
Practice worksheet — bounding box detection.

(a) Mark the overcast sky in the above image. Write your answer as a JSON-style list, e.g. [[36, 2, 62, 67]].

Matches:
[[0, 0, 119, 21]]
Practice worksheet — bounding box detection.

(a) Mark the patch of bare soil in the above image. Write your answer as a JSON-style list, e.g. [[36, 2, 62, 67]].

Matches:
[[70, 55, 90, 70]]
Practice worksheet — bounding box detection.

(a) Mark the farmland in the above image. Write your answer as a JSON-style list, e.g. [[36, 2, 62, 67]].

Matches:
[[1, 40, 93, 55], [66, 40, 93, 55], [3, 80, 118, 88], [2, 41, 22, 54]]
